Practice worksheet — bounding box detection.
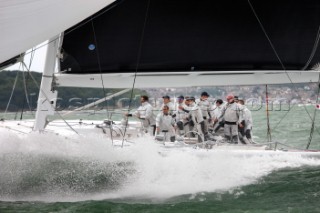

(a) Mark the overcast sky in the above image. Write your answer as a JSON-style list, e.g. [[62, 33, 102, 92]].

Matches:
[[7, 41, 48, 73]]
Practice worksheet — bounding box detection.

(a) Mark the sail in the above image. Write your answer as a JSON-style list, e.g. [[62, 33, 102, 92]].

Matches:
[[60, 0, 320, 74], [0, 0, 115, 66]]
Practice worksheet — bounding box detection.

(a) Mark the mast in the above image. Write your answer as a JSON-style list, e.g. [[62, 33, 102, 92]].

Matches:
[[33, 35, 60, 131]]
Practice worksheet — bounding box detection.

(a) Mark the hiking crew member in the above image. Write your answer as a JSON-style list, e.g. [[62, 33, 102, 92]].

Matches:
[[196, 91, 213, 136], [156, 105, 176, 142], [238, 99, 253, 143], [161, 95, 175, 114], [126, 95, 156, 135], [182, 96, 194, 137], [216, 95, 243, 143], [179, 97, 207, 141], [173, 95, 188, 136], [212, 99, 224, 133]]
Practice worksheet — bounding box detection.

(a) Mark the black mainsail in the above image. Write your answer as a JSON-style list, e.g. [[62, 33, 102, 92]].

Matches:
[[60, 0, 320, 74]]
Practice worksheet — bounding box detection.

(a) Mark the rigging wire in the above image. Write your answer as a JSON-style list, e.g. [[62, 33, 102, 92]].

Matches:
[[302, 26, 320, 71], [90, 19, 110, 119], [302, 28, 320, 147], [20, 49, 35, 120], [274, 26, 320, 135], [248, 0, 320, 138], [265, 85, 272, 142], [306, 73, 320, 149], [3, 70, 20, 119], [26, 47, 36, 104], [247, 0, 285, 71], [91, 18, 115, 145], [19, 68, 28, 120], [122, 0, 151, 148]]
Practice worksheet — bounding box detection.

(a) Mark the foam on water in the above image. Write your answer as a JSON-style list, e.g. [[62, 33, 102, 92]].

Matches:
[[0, 128, 320, 203]]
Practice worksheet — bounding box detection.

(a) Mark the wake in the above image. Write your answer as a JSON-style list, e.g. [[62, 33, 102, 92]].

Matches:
[[0, 129, 320, 202]]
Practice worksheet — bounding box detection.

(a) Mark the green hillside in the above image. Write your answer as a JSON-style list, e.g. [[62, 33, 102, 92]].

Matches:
[[0, 71, 145, 112]]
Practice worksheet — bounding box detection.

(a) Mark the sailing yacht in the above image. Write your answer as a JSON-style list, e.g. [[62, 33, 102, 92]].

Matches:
[[1, 0, 320, 153]]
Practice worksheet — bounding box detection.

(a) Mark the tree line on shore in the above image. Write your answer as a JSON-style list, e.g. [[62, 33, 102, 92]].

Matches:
[[0, 71, 145, 112]]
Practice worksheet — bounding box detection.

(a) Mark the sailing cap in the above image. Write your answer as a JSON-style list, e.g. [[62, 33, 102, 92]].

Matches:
[[177, 95, 184, 99], [162, 95, 170, 99], [201, 91, 209, 97], [186, 96, 195, 101], [226, 95, 234, 100], [216, 99, 223, 104]]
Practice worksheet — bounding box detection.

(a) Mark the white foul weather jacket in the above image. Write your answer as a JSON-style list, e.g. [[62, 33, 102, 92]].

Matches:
[[133, 102, 155, 127], [156, 112, 175, 136]]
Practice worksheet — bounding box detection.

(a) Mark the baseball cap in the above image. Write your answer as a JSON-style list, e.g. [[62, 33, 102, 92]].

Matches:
[[201, 91, 209, 97], [186, 96, 195, 101]]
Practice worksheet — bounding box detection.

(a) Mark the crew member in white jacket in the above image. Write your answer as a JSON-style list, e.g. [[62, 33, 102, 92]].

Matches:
[[212, 99, 224, 133], [126, 95, 156, 135], [196, 91, 213, 136], [156, 105, 176, 142], [216, 95, 243, 143], [173, 95, 188, 136], [179, 97, 207, 141], [161, 95, 175, 114], [238, 99, 253, 143]]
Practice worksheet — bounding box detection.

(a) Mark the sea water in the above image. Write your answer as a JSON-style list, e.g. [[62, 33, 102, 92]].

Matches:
[[0, 106, 320, 212]]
